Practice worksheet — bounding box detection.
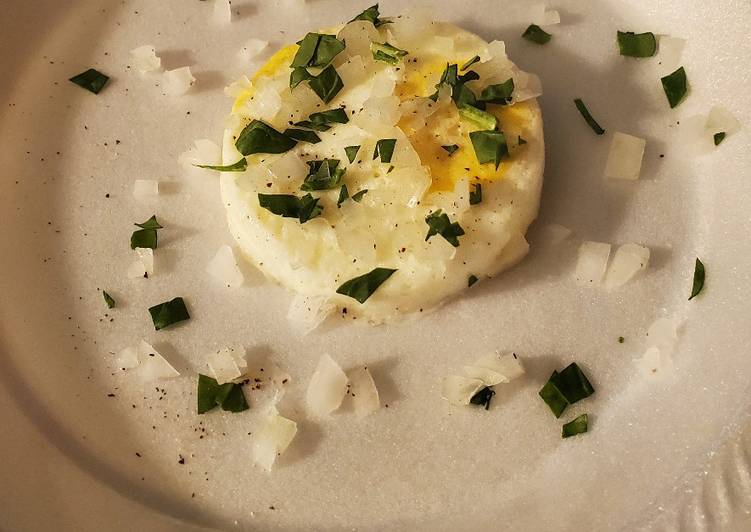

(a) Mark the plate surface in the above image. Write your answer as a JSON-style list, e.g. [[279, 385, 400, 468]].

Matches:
[[2, 1, 751, 530]]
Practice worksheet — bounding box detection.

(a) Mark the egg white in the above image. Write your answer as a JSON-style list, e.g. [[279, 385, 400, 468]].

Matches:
[[220, 13, 544, 324]]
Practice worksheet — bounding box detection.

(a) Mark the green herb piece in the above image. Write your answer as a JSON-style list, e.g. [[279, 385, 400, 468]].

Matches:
[[371, 42, 409, 65], [336, 267, 397, 304], [258, 193, 323, 223], [351, 189, 368, 202], [562, 414, 588, 438], [453, 82, 481, 108], [301, 159, 346, 191], [130, 215, 163, 250], [461, 55, 481, 71], [425, 209, 465, 247], [538, 372, 569, 418], [197, 374, 249, 415], [518, 136, 527, 145], [291, 33, 345, 69], [69, 68, 110, 94], [429, 63, 458, 101], [470, 386, 496, 410], [479, 78, 515, 104], [148, 297, 190, 331], [344, 145, 361, 163], [293, 120, 330, 132], [538, 363, 595, 418], [373, 139, 397, 163], [102, 291, 116, 309], [307, 64, 345, 103], [290, 66, 313, 89], [522, 24, 552, 45], [469, 130, 508, 169], [441, 144, 459, 156], [573, 98, 606, 135], [469, 183, 482, 205], [235, 120, 297, 156], [283, 128, 322, 144], [616, 31, 657, 58], [195, 158, 248, 172], [135, 215, 163, 230], [468, 275, 479, 287], [309, 107, 349, 126], [661, 67, 688, 108], [689, 258, 705, 300], [714, 132, 726, 146], [350, 4, 391, 28], [458, 104, 498, 131], [337, 184, 349, 206], [618, 336, 625, 344]]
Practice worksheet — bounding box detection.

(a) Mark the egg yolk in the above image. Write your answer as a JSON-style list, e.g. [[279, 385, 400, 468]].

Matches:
[[234, 45, 535, 193]]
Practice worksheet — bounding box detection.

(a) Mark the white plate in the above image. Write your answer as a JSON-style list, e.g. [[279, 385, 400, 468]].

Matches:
[[2, 0, 751, 530]]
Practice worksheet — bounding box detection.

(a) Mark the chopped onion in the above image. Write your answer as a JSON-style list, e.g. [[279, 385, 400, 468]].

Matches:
[[116, 346, 141, 369], [706, 105, 741, 136], [512, 71, 543, 103], [604, 243, 650, 289], [129, 45, 161, 73], [540, 223, 572, 245], [207, 346, 246, 384], [647, 316, 682, 355], [135, 247, 154, 277], [543, 9, 561, 25], [206, 245, 244, 288], [348, 367, 380, 418], [133, 179, 159, 198], [137, 340, 180, 381], [239, 39, 267, 62], [530, 3, 561, 26], [575, 241, 611, 285], [163, 67, 195, 96], [369, 68, 397, 98], [212, 0, 231, 24], [441, 375, 485, 406], [337, 55, 367, 89], [253, 411, 298, 472], [637, 346, 673, 376], [287, 294, 334, 334], [306, 354, 348, 416], [604, 132, 646, 180], [224, 75, 252, 98], [126, 259, 146, 279], [656, 36, 685, 72], [463, 352, 525, 386], [179, 139, 221, 170], [249, 79, 282, 122], [337, 22, 380, 60]]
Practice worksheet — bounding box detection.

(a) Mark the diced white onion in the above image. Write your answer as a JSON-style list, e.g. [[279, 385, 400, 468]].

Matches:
[[604, 132, 646, 180], [337, 22, 380, 59], [646, 316, 682, 355], [540, 223, 572, 245], [135, 247, 154, 277], [212, 0, 231, 24], [575, 241, 611, 285], [206, 245, 244, 288], [657, 36, 685, 72], [706, 105, 741, 136], [462, 352, 524, 386], [163, 67, 195, 96], [249, 80, 282, 122], [224, 75, 252, 98], [116, 346, 141, 369], [543, 10, 561, 25], [179, 139, 222, 170], [348, 367, 380, 418], [266, 151, 308, 181], [129, 45, 161, 73], [253, 411, 298, 472], [207, 346, 245, 384], [126, 259, 146, 279], [287, 294, 334, 335], [530, 3, 560, 26], [239, 39, 267, 62], [137, 340, 180, 381], [637, 346, 673, 376], [133, 179, 159, 198], [337, 55, 368, 89], [306, 354, 348, 416], [512, 71, 543, 102], [441, 375, 485, 406], [369, 68, 397, 98], [604, 243, 650, 289]]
